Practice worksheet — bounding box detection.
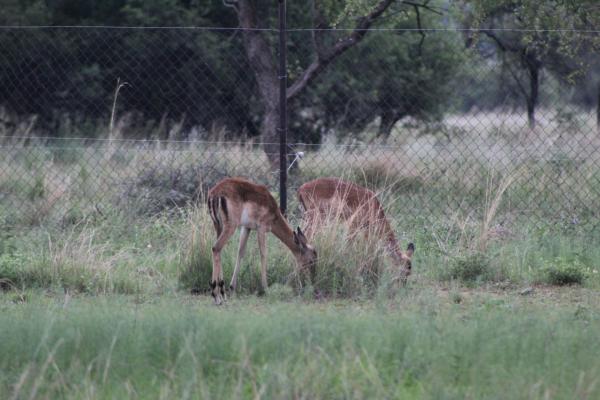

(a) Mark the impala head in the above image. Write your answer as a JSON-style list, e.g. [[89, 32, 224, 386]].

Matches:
[[293, 227, 318, 273], [210, 279, 225, 305], [391, 242, 415, 285]]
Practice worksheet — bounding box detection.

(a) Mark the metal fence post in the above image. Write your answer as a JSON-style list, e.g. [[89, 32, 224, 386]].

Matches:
[[278, 0, 288, 215]]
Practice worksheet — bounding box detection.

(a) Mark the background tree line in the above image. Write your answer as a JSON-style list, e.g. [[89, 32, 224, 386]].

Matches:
[[0, 0, 598, 152]]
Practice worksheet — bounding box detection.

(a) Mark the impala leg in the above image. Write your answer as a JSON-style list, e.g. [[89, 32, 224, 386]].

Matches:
[[257, 228, 268, 295], [230, 227, 250, 292], [211, 225, 236, 304]]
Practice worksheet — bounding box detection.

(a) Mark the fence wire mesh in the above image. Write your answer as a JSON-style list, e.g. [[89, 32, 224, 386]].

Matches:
[[1, 27, 599, 231]]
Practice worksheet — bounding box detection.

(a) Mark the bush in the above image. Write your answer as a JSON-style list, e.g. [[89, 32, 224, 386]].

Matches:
[[544, 264, 585, 286], [351, 160, 424, 193], [546, 266, 584, 285], [121, 163, 229, 215], [0, 252, 53, 291], [0, 252, 21, 290], [448, 253, 491, 283]]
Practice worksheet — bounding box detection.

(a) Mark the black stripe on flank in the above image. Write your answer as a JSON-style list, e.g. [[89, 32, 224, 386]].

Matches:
[[220, 197, 228, 220], [209, 197, 215, 221], [209, 197, 222, 236]]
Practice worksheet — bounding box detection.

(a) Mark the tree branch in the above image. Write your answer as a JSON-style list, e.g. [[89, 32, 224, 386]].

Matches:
[[311, 0, 329, 60], [287, 0, 397, 100], [403, 1, 443, 16], [413, 3, 425, 57], [376, 0, 441, 24], [480, 29, 521, 53], [222, 0, 238, 13]]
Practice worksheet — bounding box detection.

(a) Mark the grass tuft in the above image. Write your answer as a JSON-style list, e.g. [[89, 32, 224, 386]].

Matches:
[[447, 252, 491, 283], [178, 205, 214, 293], [544, 264, 586, 286]]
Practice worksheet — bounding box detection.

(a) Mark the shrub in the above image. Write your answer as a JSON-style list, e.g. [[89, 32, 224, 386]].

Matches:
[[546, 266, 585, 286], [0, 252, 21, 290], [0, 251, 53, 291], [121, 163, 229, 215], [351, 159, 424, 193], [543, 264, 585, 286], [448, 253, 491, 283]]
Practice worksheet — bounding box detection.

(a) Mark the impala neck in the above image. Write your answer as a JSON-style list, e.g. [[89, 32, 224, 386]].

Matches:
[[270, 213, 302, 255]]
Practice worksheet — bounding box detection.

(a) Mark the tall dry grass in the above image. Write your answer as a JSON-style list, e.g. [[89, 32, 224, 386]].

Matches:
[[2, 110, 600, 294]]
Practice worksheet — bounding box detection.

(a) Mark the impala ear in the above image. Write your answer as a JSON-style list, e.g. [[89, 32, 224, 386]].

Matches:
[[406, 243, 415, 258], [294, 227, 308, 248], [296, 227, 307, 241]]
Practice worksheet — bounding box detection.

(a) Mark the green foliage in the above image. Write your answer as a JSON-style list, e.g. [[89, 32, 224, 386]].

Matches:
[[545, 265, 585, 286], [0, 0, 256, 136], [0, 0, 472, 143], [0, 251, 53, 291], [540, 257, 588, 286], [293, 17, 467, 140], [0, 0, 51, 25], [0, 252, 21, 290], [461, 0, 600, 114], [2, 296, 600, 398], [447, 252, 492, 283]]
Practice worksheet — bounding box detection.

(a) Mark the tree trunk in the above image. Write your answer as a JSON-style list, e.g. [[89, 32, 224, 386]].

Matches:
[[526, 58, 539, 130], [378, 110, 403, 140], [262, 105, 280, 167], [234, 0, 397, 167], [526, 61, 539, 130], [237, 0, 280, 167]]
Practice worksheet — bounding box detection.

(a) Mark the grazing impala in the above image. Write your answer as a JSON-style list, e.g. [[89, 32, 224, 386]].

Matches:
[[207, 177, 317, 304], [297, 177, 414, 283]]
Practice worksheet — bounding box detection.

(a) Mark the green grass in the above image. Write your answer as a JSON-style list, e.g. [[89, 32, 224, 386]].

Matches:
[[1, 137, 600, 398], [1, 292, 600, 399]]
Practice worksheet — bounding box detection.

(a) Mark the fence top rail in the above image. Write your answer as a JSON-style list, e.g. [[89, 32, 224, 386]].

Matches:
[[0, 135, 412, 148], [0, 25, 277, 31], [0, 25, 598, 34], [0, 137, 414, 151]]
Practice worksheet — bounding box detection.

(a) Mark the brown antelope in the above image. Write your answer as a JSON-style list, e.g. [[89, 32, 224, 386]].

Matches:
[[207, 177, 317, 304], [297, 177, 414, 283]]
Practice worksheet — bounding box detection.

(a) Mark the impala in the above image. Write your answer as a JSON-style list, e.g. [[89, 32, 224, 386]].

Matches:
[[207, 177, 317, 304], [297, 177, 414, 283]]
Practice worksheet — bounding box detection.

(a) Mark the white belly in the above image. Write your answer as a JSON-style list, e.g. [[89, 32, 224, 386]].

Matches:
[[240, 204, 259, 229]]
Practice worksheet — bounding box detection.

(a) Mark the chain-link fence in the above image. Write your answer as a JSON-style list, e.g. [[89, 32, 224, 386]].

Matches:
[[1, 26, 599, 230]]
